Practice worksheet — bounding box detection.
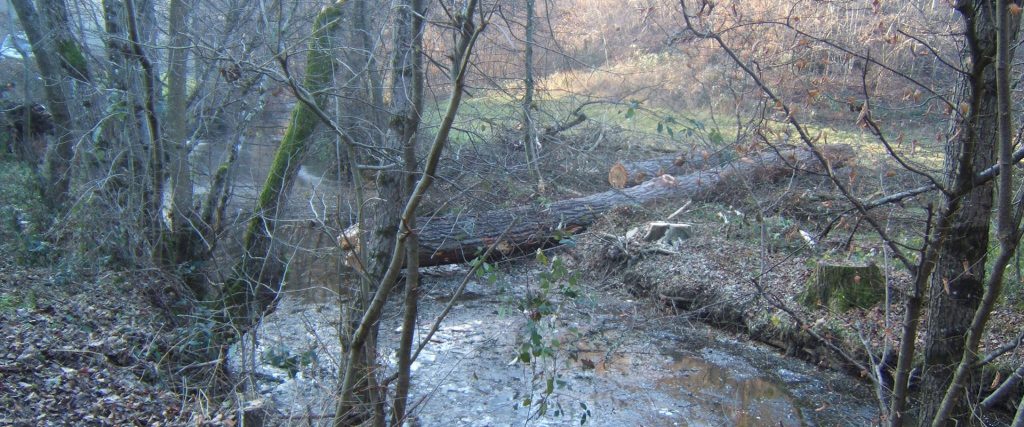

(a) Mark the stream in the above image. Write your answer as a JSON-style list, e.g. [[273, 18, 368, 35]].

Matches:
[[230, 262, 877, 426]]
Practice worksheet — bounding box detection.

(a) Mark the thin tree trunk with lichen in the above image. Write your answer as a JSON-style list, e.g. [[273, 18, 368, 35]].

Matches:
[[522, 0, 543, 190], [391, 0, 425, 422], [225, 3, 345, 332], [334, 3, 483, 423]]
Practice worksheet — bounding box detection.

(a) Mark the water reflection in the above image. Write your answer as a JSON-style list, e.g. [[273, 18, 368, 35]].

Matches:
[[659, 351, 802, 427]]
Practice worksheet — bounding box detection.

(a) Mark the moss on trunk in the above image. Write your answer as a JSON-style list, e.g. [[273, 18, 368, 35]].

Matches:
[[225, 2, 345, 330]]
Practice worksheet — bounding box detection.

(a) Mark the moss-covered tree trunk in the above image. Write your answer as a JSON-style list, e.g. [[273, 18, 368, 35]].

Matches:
[[225, 3, 345, 331], [10, 0, 80, 210]]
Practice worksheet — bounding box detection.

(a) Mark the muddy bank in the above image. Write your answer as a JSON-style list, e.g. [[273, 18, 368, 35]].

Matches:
[[577, 205, 1024, 418], [576, 203, 911, 376]]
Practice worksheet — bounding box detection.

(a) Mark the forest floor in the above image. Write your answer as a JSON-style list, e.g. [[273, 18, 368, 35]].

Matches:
[[0, 257, 202, 425]]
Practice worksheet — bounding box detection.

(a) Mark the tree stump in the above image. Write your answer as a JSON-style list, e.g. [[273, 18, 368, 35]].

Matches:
[[638, 221, 691, 244], [798, 262, 884, 312]]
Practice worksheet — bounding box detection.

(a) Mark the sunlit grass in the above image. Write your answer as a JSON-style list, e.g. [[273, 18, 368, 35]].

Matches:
[[421, 86, 946, 173]]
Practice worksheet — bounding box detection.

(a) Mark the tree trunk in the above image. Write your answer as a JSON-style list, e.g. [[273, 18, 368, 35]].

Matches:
[[356, 145, 851, 267], [928, 2, 1023, 424], [10, 0, 78, 210], [157, 0, 203, 285], [40, 0, 90, 83], [391, 0, 425, 423], [122, 0, 165, 248], [920, 1, 1015, 423], [335, 3, 483, 423], [225, 3, 344, 331], [522, 0, 543, 190]]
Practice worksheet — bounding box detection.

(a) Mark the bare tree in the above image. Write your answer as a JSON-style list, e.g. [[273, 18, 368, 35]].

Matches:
[[334, 1, 485, 424]]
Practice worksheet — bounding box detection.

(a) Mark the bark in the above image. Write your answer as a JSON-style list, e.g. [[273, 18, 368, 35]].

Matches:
[[40, 0, 90, 83], [1014, 392, 1024, 427], [920, 1, 1018, 423], [612, 149, 732, 187], [157, 0, 202, 279], [382, 145, 852, 267], [522, 0, 543, 189], [335, 4, 483, 423], [124, 0, 164, 243], [10, 0, 77, 209], [391, 0, 426, 423], [333, 0, 383, 182], [225, 3, 344, 330], [930, 1, 1023, 424], [338, 0, 426, 421]]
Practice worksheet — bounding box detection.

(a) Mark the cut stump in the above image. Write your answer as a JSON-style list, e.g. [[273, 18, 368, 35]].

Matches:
[[798, 262, 884, 312]]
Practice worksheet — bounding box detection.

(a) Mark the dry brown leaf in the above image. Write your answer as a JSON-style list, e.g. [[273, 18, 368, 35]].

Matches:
[[990, 371, 1002, 390]]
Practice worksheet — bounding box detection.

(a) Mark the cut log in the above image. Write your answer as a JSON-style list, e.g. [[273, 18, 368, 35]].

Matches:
[[610, 149, 731, 187], [608, 163, 629, 189], [798, 261, 884, 312], [344, 145, 853, 267]]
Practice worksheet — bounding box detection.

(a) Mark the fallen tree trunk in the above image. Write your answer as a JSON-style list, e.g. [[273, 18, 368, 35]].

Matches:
[[346, 145, 853, 267], [610, 149, 732, 188]]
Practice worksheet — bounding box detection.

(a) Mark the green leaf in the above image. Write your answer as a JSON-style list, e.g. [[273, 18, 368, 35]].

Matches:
[[709, 129, 724, 145], [545, 377, 554, 394], [536, 249, 549, 266], [624, 108, 635, 119], [657, 122, 663, 133]]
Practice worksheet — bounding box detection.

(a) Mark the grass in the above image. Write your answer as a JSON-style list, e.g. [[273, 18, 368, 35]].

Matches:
[[423, 86, 945, 169], [423, 90, 733, 154]]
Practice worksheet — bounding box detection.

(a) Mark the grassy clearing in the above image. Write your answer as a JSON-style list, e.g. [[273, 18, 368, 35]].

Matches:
[[424, 86, 945, 170]]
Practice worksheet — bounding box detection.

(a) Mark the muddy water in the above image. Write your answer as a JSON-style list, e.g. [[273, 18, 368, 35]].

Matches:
[[232, 263, 876, 426]]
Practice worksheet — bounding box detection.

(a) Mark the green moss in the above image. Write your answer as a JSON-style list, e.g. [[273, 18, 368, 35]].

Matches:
[[230, 2, 348, 327], [798, 261, 885, 312], [57, 40, 89, 81]]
